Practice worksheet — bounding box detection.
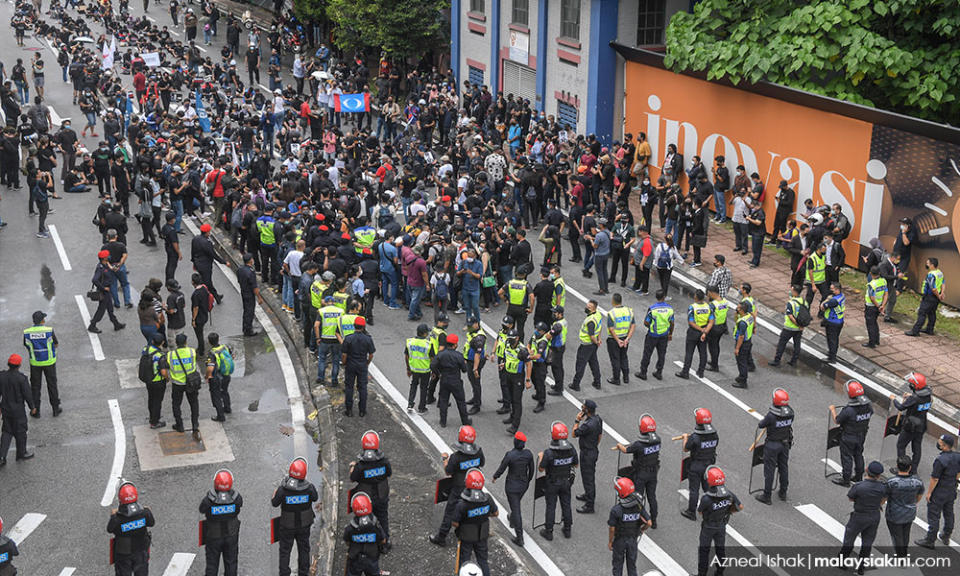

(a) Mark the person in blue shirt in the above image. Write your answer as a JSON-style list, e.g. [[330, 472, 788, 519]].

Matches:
[[820, 282, 845, 363], [378, 235, 401, 309], [458, 248, 484, 322]]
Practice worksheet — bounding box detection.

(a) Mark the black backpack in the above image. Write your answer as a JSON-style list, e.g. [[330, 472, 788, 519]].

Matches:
[[138, 348, 157, 383], [794, 303, 812, 327]]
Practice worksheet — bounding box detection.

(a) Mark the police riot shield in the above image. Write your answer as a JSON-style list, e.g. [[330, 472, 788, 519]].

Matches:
[[879, 397, 903, 467], [198, 520, 206, 547], [531, 475, 547, 530], [434, 477, 454, 504], [616, 450, 634, 479], [747, 428, 776, 495]]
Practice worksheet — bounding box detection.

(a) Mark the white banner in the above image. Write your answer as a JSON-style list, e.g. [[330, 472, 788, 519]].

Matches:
[[142, 52, 161, 68], [101, 37, 116, 70], [509, 30, 529, 63]]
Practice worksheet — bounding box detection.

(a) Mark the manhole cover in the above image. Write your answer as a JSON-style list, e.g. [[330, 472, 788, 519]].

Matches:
[[158, 431, 205, 455]]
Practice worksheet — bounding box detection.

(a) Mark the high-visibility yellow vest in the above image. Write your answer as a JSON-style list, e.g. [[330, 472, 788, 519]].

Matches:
[[310, 279, 328, 310], [923, 269, 944, 296], [865, 278, 887, 307], [166, 347, 198, 384], [609, 306, 634, 337], [332, 291, 349, 312], [463, 328, 484, 360], [711, 299, 729, 325], [552, 278, 566, 308], [529, 332, 550, 362], [552, 319, 567, 348], [504, 344, 523, 374], [142, 345, 163, 382], [406, 337, 431, 373], [23, 325, 56, 366], [647, 303, 674, 336], [430, 326, 446, 356], [495, 330, 508, 359], [319, 306, 343, 340], [690, 302, 712, 328], [784, 296, 804, 330], [579, 311, 603, 343], [507, 279, 528, 307], [339, 314, 359, 338], [256, 216, 276, 245], [809, 253, 826, 284], [354, 227, 376, 253], [735, 314, 754, 341]]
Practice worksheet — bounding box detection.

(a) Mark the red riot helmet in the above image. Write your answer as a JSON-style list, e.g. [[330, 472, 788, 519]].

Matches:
[[906, 372, 927, 391], [705, 465, 726, 487], [551, 421, 569, 441], [614, 477, 635, 499], [458, 425, 476, 445], [362, 430, 380, 451], [214, 469, 234, 492], [695, 407, 712, 426], [639, 414, 656, 434], [351, 492, 372, 516], [465, 468, 485, 491], [118, 482, 138, 504], [846, 380, 865, 398], [772, 388, 790, 407], [289, 457, 308, 480]]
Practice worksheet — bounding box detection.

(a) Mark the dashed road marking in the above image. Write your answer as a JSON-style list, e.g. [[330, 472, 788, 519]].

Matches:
[[161, 552, 196, 576], [7, 513, 46, 544], [74, 294, 105, 361], [100, 399, 126, 507], [48, 225, 72, 270]]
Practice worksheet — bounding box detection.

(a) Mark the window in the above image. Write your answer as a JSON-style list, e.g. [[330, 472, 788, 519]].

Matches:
[[468, 66, 484, 87], [637, 0, 666, 45], [557, 100, 578, 131], [560, 0, 581, 40], [469, 0, 485, 14], [512, 0, 529, 26]]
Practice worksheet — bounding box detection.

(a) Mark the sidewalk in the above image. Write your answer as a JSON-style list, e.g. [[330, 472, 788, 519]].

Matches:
[[638, 211, 960, 410]]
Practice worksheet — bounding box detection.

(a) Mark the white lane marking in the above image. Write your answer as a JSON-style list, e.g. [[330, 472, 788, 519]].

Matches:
[[822, 458, 842, 473], [367, 363, 568, 576], [170, 29, 181, 36], [678, 489, 789, 576], [196, 45, 207, 53], [637, 536, 687, 576], [7, 513, 46, 544], [74, 294, 105, 361], [259, 84, 272, 92], [146, 15, 157, 22], [183, 219, 308, 456], [564, 283, 609, 315], [795, 503, 858, 546], [57, 569, 76, 576], [674, 361, 762, 421], [100, 399, 125, 507], [48, 225, 72, 271], [161, 552, 196, 576]]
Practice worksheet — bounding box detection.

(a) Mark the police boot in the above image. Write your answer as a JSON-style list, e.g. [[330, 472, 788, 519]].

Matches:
[[754, 492, 772, 505], [652, 371, 662, 380], [562, 526, 571, 538], [733, 377, 747, 388], [539, 528, 553, 541], [674, 370, 689, 379], [496, 404, 511, 414], [831, 477, 851, 487], [680, 509, 696, 521], [576, 504, 594, 514], [939, 532, 951, 545], [914, 538, 935, 549], [512, 528, 524, 546], [533, 402, 545, 413], [635, 371, 647, 380], [428, 534, 446, 547], [547, 386, 563, 396]]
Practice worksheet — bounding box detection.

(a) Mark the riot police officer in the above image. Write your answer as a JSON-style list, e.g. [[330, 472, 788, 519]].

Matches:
[[546, 306, 567, 395], [199, 469, 242, 576], [452, 469, 498, 576], [613, 414, 661, 528], [635, 290, 674, 381], [343, 492, 387, 576], [574, 400, 603, 514], [491, 316, 515, 414], [492, 431, 535, 545], [676, 290, 714, 379], [107, 482, 156, 576], [830, 380, 873, 486], [696, 466, 743, 576], [0, 516, 21, 574], [890, 372, 932, 475], [501, 329, 531, 435], [430, 426, 486, 546], [681, 408, 719, 520], [538, 421, 579, 540], [571, 300, 603, 391], [349, 431, 392, 546], [916, 434, 960, 549], [755, 388, 794, 504], [528, 322, 551, 412], [463, 316, 487, 415], [432, 334, 472, 428], [271, 457, 320, 576], [606, 293, 635, 385], [607, 477, 651, 576], [839, 461, 887, 572]]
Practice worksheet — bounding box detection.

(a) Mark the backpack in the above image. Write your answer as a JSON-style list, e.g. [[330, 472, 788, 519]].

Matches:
[[434, 273, 449, 300], [215, 346, 235, 376], [138, 347, 158, 383], [656, 243, 671, 269], [794, 303, 812, 327], [200, 285, 215, 312]]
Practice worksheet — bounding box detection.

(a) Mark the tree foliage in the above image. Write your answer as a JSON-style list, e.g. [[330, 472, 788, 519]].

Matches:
[[664, 0, 960, 125], [313, 0, 449, 58]]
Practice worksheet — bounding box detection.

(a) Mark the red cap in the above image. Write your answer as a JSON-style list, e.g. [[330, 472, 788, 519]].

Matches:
[[342, 232, 352, 240], [319, 225, 329, 231], [362, 248, 373, 255], [446, 334, 459, 346], [441, 195, 451, 202], [514, 431, 527, 442], [200, 223, 212, 233], [7, 354, 22, 366], [354, 317, 366, 327], [97, 250, 110, 259], [315, 213, 325, 221]]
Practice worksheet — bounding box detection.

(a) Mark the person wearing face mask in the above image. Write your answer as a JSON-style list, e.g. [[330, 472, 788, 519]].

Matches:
[[824, 233, 845, 288], [638, 177, 656, 229], [905, 258, 945, 337], [712, 156, 730, 223], [533, 267, 556, 327], [457, 249, 484, 322], [609, 212, 636, 287]]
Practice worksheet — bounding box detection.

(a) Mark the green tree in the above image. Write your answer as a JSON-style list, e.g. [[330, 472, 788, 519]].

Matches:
[[664, 0, 960, 124], [317, 0, 449, 58]]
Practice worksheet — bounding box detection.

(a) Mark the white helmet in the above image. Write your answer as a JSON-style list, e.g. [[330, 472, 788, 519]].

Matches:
[[459, 563, 482, 576]]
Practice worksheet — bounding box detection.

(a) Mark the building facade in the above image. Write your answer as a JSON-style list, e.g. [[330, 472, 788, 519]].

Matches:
[[450, 0, 689, 143]]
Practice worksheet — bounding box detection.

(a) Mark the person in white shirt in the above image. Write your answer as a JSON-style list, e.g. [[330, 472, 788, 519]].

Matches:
[[652, 237, 685, 299], [282, 239, 305, 314], [326, 161, 340, 190]]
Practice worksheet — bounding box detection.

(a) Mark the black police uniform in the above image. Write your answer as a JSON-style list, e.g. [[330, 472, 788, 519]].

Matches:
[[697, 487, 741, 576], [840, 477, 886, 563], [205, 349, 232, 421], [757, 404, 794, 499], [625, 432, 661, 524], [143, 345, 167, 426], [684, 426, 719, 515], [924, 449, 960, 544], [436, 447, 486, 541], [342, 331, 376, 415], [199, 489, 243, 576], [541, 440, 579, 536], [529, 333, 549, 408], [493, 444, 535, 540], [893, 387, 932, 474], [350, 452, 393, 541], [548, 320, 566, 392], [107, 503, 156, 576], [271, 475, 320, 576], [453, 491, 498, 576], [575, 412, 603, 511], [835, 400, 873, 483], [0, 367, 35, 463], [343, 513, 386, 576], [608, 494, 650, 576], [465, 331, 487, 409], [0, 532, 20, 576], [431, 348, 471, 427]]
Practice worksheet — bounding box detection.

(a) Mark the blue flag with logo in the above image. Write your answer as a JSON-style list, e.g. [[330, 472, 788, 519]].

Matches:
[[196, 90, 211, 133], [334, 92, 370, 113]]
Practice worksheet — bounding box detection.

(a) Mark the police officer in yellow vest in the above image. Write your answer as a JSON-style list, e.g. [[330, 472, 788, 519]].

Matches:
[[636, 290, 674, 381], [769, 285, 806, 367], [464, 316, 487, 415], [490, 316, 515, 416], [162, 333, 202, 440], [331, 278, 350, 313], [353, 216, 377, 255], [863, 266, 887, 348], [499, 270, 534, 341], [571, 300, 603, 391], [905, 258, 945, 337], [310, 271, 334, 312], [22, 310, 60, 417], [314, 294, 344, 387], [705, 285, 729, 373], [606, 294, 635, 386], [256, 203, 279, 287], [142, 333, 167, 429], [405, 324, 432, 413], [806, 242, 829, 309], [676, 290, 715, 379], [733, 301, 755, 389], [528, 322, 551, 413], [819, 282, 845, 363], [546, 306, 568, 396], [551, 265, 566, 309], [338, 299, 363, 342], [426, 313, 451, 406], [502, 329, 532, 436]]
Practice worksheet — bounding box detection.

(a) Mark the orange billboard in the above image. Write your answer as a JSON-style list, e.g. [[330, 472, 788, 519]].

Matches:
[[624, 60, 960, 305]]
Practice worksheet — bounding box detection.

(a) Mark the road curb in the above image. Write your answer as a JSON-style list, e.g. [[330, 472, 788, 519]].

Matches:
[[203, 225, 339, 576]]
